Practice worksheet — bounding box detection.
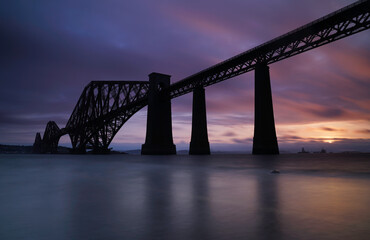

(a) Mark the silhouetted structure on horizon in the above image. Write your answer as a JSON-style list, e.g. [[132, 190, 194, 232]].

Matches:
[[141, 73, 176, 155], [33, 0, 370, 155], [189, 86, 210, 155], [253, 64, 279, 154]]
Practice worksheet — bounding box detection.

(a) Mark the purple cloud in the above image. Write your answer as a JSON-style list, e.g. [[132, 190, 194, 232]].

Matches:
[[0, 0, 369, 152]]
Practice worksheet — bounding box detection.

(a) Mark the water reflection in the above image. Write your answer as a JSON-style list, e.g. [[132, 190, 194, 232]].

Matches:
[[144, 165, 172, 240], [1, 154, 370, 240], [142, 157, 212, 240], [190, 161, 210, 240], [255, 158, 282, 240], [67, 166, 128, 239], [64, 156, 283, 239]]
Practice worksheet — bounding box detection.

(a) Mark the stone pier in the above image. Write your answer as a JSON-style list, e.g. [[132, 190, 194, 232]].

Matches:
[[253, 63, 279, 154], [189, 86, 210, 155], [142, 73, 176, 155]]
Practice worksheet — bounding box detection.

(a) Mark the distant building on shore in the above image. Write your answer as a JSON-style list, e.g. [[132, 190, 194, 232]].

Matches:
[[298, 147, 309, 153], [314, 148, 327, 154]]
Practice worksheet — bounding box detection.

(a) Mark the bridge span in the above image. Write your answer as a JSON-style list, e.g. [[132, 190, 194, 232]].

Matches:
[[33, 0, 370, 154]]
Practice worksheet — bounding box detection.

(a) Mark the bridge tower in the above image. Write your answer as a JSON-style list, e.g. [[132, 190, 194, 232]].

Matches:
[[253, 63, 279, 154], [142, 73, 176, 155], [43, 121, 61, 153], [189, 86, 210, 155], [32, 132, 43, 153]]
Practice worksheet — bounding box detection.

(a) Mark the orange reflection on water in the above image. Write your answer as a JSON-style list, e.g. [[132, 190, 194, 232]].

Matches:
[[280, 175, 370, 239]]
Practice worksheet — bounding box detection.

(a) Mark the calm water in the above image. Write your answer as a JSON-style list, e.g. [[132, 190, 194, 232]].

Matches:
[[0, 153, 369, 240]]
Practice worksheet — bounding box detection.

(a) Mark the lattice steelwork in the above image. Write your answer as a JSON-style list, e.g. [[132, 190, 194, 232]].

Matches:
[[42, 121, 62, 153], [65, 81, 149, 153], [169, 0, 370, 98], [34, 0, 370, 154]]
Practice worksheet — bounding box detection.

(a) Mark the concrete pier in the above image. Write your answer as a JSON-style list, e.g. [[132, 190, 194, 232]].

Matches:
[[70, 146, 87, 154], [253, 63, 279, 154], [142, 73, 176, 155], [189, 86, 210, 155]]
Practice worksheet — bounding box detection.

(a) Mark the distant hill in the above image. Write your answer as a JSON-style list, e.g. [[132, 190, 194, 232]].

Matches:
[[0, 144, 71, 154], [0, 144, 33, 154]]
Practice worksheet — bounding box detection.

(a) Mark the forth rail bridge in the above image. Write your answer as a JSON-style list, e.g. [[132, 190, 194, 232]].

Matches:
[[33, 0, 370, 155]]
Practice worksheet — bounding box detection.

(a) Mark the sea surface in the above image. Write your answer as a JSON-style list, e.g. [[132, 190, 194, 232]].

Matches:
[[0, 153, 369, 240]]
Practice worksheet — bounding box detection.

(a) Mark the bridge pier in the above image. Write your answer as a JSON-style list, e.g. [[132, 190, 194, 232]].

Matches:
[[253, 63, 279, 154], [141, 73, 176, 155], [70, 147, 86, 154], [189, 86, 210, 155], [92, 146, 110, 154], [91, 134, 111, 154], [69, 134, 87, 154]]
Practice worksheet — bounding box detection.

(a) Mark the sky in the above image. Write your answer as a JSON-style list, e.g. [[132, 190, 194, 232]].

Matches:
[[0, 0, 369, 153]]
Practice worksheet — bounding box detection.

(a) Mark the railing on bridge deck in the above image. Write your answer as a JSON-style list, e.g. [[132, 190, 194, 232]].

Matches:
[[34, 0, 370, 154], [169, 0, 370, 98]]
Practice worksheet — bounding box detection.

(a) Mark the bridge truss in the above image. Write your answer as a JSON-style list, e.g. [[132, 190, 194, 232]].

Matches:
[[34, 0, 370, 153], [34, 81, 149, 153], [65, 81, 150, 153], [169, 0, 370, 98]]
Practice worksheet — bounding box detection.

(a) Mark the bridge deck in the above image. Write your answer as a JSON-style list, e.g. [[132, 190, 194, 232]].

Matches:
[[35, 0, 370, 153], [169, 0, 370, 98]]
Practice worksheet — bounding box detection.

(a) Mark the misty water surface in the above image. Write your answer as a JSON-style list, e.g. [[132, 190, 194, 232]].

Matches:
[[0, 153, 370, 240]]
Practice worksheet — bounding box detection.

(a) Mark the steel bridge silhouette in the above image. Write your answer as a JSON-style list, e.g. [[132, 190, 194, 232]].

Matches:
[[33, 0, 370, 154]]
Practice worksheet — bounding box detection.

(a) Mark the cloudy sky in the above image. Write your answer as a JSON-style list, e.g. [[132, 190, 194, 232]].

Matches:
[[1, 0, 369, 152]]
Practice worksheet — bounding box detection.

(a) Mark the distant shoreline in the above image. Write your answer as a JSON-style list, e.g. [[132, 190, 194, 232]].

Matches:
[[0, 144, 128, 154], [0, 144, 368, 155], [0, 144, 69, 154]]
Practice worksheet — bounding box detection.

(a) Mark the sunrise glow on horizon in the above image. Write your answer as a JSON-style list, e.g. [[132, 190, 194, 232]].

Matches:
[[0, 0, 369, 152]]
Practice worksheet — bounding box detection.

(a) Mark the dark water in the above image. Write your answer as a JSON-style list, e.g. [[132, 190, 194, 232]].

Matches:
[[0, 153, 370, 240]]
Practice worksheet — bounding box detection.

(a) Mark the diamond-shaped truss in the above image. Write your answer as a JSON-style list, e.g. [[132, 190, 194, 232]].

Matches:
[[42, 121, 62, 153], [34, 0, 370, 154], [65, 81, 149, 153]]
